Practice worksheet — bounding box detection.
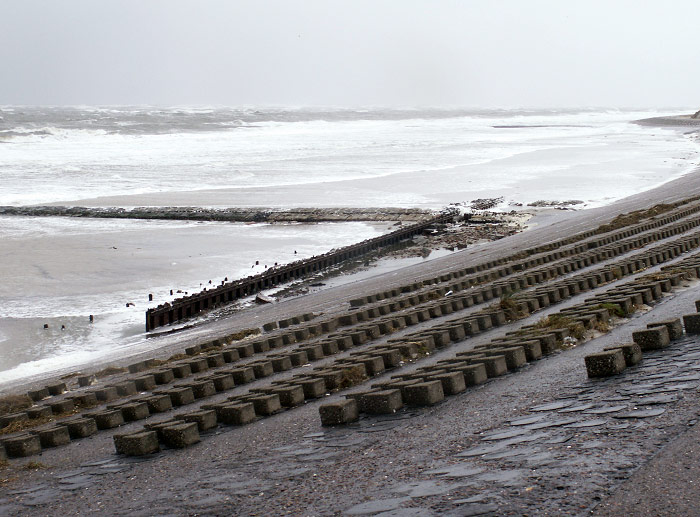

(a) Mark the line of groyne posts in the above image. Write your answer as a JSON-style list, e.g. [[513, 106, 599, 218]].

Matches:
[[145, 212, 457, 331]]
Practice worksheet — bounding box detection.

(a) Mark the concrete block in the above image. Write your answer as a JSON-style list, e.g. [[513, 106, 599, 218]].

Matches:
[[585, 349, 626, 378], [402, 381, 445, 406], [271, 356, 293, 372], [70, 392, 98, 409], [373, 349, 401, 369], [355, 356, 385, 376], [119, 402, 150, 421], [128, 361, 148, 374], [263, 321, 278, 332], [46, 382, 67, 396], [229, 367, 255, 385], [143, 394, 173, 413], [144, 419, 179, 440], [89, 409, 125, 430], [27, 387, 50, 402], [49, 399, 75, 415], [339, 313, 358, 326], [532, 333, 558, 355], [216, 403, 256, 425], [361, 390, 403, 414], [453, 363, 488, 386], [165, 387, 195, 406], [314, 370, 344, 391], [267, 336, 285, 349], [134, 375, 157, 392], [289, 350, 309, 367], [251, 361, 274, 378], [188, 358, 209, 374], [78, 375, 97, 387], [153, 368, 175, 385], [161, 421, 201, 448], [171, 363, 193, 379], [471, 355, 508, 378], [209, 373, 235, 392], [300, 345, 324, 361], [632, 326, 671, 350], [429, 372, 466, 395], [185, 344, 202, 356], [175, 409, 217, 431], [94, 386, 119, 402], [235, 343, 255, 358], [114, 380, 138, 397], [34, 425, 71, 448], [518, 340, 543, 361], [319, 399, 359, 426], [222, 349, 240, 363], [604, 343, 643, 366], [647, 319, 683, 340], [273, 385, 305, 407], [114, 431, 160, 456], [294, 328, 310, 341], [488, 346, 527, 370], [684, 313, 700, 335], [296, 378, 327, 399], [64, 417, 98, 439], [187, 379, 216, 399], [206, 353, 226, 368], [250, 394, 282, 416], [1, 434, 42, 458], [320, 341, 339, 356]]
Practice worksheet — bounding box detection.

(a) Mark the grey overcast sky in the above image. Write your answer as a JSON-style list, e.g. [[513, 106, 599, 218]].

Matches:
[[1, 0, 699, 107]]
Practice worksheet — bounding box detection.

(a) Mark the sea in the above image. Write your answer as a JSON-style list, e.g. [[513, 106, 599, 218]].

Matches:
[[1, 106, 698, 385]]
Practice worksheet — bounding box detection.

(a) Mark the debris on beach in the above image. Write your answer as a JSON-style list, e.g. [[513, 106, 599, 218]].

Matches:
[[470, 197, 504, 210], [528, 199, 584, 208], [255, 293, 275, 304]]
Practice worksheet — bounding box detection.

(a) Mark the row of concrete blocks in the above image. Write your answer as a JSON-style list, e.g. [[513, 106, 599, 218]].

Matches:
[[337, 207, 700, 350], [509, 229, 700, 323], [316, 269, 694, 425], [317, 307, 527, 424], [114, 258, 700, 444], [319, 264, 699, 425], [318, 328, 573, 425], [0, 415, 98, 459], [15, 218, 696, 440], [585, 317, 687, 377], [504, 214, 700, 305], [345, 200, 700, 310], [3, 316, 417, 453], [99, 203, 700, 414], [2, 363, 270, 458], [109, 338, 421, 456]]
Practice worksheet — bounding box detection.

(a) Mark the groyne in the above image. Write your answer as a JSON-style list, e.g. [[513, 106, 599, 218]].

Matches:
[[0, 206, 433, 223], [145, 211, 457, 331]]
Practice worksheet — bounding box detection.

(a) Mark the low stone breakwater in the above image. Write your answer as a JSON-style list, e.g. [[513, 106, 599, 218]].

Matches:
[[0, 205, 434, 223]]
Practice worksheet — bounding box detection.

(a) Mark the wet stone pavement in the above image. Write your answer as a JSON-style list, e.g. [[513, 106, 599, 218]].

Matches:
[[4, 336, 700, 515]]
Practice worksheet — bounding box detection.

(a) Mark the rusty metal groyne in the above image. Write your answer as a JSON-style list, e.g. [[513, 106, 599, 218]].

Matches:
[[145, 211, 457, 331]]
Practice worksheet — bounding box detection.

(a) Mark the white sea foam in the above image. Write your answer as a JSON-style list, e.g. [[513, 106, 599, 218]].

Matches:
[[1, 107, 695, 207]]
